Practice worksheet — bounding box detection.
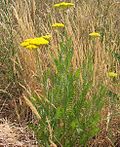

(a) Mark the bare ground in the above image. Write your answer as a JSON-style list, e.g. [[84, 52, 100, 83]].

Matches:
[[0, 119, 37, 147]]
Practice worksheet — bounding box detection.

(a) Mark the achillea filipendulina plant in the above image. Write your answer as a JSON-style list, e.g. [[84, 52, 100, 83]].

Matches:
[[29, 38, 106, 146], [52, 23, 65, 28], [53, 2, 74, 9], [89, 32, 101, 37], [1, 0, 120, 146], [107, 71, 118, 78]]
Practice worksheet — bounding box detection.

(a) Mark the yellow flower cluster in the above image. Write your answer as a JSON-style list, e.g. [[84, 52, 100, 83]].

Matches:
[[20, 35, 51, 50], [53, 2, 74, 9], [20, 2, 117, 81], [52, 2, 74, 29], [20, 2, 75, 50]]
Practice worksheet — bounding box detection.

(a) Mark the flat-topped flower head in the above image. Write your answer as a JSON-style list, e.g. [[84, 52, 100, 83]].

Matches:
[[29, 37, 49, 46], [52, 23, 65, 28], [20, 37, 49, 50], [42, 34, 52, 41], [53, 2, 74, 9], [89, 32, 101, 37], [107, 72, 118, 78]]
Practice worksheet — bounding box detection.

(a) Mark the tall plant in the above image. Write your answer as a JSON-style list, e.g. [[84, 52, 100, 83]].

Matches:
[[29, 38, 106, 146]]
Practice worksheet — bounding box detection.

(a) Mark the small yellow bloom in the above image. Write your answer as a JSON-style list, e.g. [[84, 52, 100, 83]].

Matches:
[[52, 23, 65, 28], [53, 2, 74, 9], [107, 72, 118, 78], [25, 45, 39, 50], [42, 34, 52, 41], [89, 32, 101, 37]]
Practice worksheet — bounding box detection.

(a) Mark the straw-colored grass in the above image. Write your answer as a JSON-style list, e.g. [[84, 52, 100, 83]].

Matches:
[[0, 119, 37, 146]]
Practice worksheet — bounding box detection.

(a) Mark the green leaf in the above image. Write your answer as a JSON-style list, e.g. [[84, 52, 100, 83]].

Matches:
[[71, 119, 79, 129], [74, 68, 80, 79], [55, 107, 64, 119]]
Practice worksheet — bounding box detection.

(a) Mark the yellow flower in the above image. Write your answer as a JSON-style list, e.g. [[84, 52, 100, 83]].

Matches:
[[89, 32, 101, 37], [29, 37, 49, 45], [20, 37, 49, 50], [107, 72, 118, 78], [52, 23, 65, 28], [53, 2, 74, 9], [25, 45, 39, 50], [42, 34, 52, 41], [20, 37, 49, 47]]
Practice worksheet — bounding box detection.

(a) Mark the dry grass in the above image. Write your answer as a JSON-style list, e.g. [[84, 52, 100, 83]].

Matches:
[[0, 119, 37, 146], [1, 0, 120, 89]]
